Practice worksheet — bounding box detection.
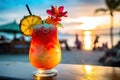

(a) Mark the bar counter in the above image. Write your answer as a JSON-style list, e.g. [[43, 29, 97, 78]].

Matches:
[[0, 62, 120, 80]]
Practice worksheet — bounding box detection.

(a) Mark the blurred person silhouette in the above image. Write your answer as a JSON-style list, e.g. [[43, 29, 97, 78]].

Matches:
[[0, 35, 6, 40], [65, 41, 71, 51], [19, 35, 25, 41], [93, 35, 99, 50], [114, 41, 120, 48], [75, 34, 82, 50], [102, 42, 108, 50]]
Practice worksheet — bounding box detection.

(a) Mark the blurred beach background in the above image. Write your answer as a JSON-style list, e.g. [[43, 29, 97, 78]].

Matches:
[[0, 32, 120, 50], [0, 0, 120, 49], [0, 0, 120, 66]]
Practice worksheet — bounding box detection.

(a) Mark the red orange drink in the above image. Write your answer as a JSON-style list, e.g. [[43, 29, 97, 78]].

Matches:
[[29, 25, 61, 70], [19, 5, 67, 77]]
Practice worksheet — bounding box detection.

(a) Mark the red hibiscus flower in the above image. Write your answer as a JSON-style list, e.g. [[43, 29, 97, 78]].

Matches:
[[46, 6, 67, 26], [46, 6, 67, 18]]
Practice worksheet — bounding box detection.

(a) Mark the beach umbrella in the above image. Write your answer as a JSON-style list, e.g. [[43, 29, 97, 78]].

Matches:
[[0, 20, 21, 39]]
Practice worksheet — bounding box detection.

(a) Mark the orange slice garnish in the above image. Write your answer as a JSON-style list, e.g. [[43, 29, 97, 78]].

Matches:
[[19, 15, 42, 36]]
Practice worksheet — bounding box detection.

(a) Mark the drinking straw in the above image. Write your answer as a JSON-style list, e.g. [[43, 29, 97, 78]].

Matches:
[[26, 4, 32, 15]]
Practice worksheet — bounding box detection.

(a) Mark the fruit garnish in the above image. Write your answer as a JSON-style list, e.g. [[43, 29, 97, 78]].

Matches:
[[19, 15, 42, 36], [46, 6, 67, 27], [19, 5, 67, 36]]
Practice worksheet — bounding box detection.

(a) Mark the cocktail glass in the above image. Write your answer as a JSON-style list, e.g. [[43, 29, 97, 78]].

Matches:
[[29, 24, 61, 77], [19, 5, 67, 77]]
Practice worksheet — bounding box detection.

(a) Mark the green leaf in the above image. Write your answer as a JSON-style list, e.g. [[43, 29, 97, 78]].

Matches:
[[57, 23, 63, 28]]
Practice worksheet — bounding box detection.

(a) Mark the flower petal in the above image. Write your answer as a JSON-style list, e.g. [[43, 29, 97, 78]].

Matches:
[[46, 10, 52, 15], [62, 11, 68, 17], [51, 6, 56, 12], [58, 6, 64, 12], [51, 6, 57, 16], [55, 18, 61, 21]]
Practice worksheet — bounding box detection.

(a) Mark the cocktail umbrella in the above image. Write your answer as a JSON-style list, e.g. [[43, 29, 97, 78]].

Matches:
[[0, 20, 21, 39]]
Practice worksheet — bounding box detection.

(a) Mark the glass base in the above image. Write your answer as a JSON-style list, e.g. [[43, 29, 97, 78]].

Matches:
[[33, 69, 57, 77]]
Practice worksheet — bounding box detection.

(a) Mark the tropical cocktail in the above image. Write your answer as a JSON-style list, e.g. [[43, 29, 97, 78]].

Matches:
[[19, 5, 67, 77]]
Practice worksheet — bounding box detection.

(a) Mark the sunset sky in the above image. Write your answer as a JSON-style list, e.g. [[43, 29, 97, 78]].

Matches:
[[0, 0, 120, 34]]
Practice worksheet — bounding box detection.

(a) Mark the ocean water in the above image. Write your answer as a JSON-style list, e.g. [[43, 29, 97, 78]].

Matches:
[[58, 33, 120, 49], [0, 32, 120, 49]]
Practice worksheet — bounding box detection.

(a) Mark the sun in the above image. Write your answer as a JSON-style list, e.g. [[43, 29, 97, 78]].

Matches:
[[83, 31, 92, 50]]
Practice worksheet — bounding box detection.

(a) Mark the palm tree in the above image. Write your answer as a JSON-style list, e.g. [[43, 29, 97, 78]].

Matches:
[[95, 0, 120, 48]]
